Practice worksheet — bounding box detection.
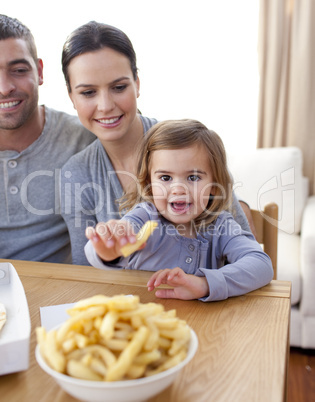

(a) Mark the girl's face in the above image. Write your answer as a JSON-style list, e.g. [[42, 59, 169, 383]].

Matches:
[[150, 144, 214, 237], [68, 47, 140, 144]]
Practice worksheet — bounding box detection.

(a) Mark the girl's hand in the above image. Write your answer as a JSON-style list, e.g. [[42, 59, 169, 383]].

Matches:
[[147, 267, 209, 300], [85, 220, 137, 262]]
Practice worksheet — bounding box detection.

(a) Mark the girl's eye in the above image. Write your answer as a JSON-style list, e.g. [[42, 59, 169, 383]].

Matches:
[[188, 175, 200, 182], [160, 175, 172, 182]]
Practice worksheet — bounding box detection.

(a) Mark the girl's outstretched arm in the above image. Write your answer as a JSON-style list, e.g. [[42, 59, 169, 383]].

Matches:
[[147, 267, 209, 300]]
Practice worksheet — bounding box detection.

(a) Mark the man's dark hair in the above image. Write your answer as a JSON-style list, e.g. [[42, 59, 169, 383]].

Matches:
[[0, 14, 38, 60]]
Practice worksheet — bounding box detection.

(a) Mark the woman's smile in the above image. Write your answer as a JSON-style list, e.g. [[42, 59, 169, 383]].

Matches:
[[95, 115, 123, 128]]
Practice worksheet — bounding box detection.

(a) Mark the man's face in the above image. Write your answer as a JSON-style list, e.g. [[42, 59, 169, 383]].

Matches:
[[0, 38, 43, 131]]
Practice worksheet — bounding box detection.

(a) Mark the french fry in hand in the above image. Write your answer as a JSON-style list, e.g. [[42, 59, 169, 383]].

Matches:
[[120, 220, 158, 257]]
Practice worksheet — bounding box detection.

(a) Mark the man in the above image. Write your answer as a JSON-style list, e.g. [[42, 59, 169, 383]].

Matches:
[[0, 15, 95, 263]]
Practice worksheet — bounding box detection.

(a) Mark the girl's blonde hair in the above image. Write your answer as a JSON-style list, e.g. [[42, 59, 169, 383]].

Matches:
[[120, 119, 233, 229]]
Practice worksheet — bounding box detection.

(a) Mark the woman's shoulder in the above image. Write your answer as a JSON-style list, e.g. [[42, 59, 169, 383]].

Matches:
[[139, 115, 158, 133], [61, 139, 104, 169], [61, 140, 109, 185]]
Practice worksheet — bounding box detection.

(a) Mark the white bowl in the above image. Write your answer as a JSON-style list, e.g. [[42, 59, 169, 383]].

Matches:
[[35, 329, 198, 402]]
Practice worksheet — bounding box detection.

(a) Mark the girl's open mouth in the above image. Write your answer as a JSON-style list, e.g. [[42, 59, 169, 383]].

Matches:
[[170, 202, 191, 214]]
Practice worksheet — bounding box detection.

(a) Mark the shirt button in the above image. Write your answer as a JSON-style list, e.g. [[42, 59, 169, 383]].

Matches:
[[185, 257, 193, 264], [188, 244, 195, 251], [8, 160, 17, 168], [9, 186, 19, 194]]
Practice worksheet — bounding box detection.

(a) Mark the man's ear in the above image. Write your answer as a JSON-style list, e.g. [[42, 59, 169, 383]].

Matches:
[[37, 58, 44, 86]]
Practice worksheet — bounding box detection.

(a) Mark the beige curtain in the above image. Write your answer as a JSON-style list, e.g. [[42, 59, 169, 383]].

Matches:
[[258, 0, 315, 195]]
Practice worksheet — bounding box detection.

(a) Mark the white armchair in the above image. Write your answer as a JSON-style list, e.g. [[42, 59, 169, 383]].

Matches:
[[228, 146, 315, 349]]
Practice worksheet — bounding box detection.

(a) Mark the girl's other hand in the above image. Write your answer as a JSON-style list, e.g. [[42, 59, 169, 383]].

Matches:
[[147, 267, 209, 300]]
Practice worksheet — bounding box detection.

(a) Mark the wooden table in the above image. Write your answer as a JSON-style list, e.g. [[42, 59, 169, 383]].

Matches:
[[0, 259, 291, 402]]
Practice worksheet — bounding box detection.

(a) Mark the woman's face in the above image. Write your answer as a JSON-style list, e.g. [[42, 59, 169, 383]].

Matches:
[[68, 47, 140, 143]]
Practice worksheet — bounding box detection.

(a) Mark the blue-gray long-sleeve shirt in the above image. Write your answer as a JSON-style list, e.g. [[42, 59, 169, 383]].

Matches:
[[85, 202, 273, 301]]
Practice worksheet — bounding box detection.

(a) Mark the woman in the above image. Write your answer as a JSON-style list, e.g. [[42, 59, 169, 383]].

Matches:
[[60, 21, 252, 265]]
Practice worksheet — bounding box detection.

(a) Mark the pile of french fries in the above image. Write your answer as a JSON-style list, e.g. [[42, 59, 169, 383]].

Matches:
[[36, 294, 191, 382]]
